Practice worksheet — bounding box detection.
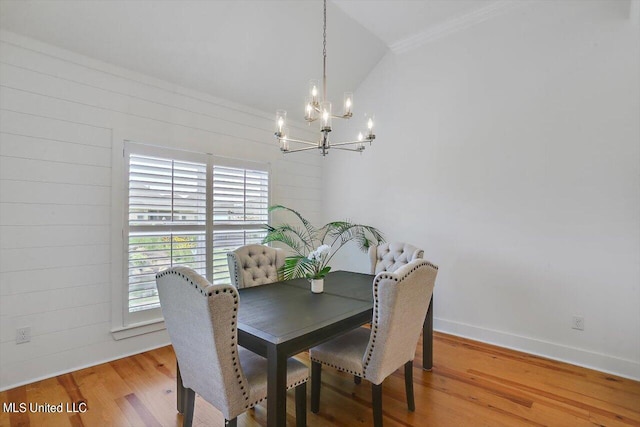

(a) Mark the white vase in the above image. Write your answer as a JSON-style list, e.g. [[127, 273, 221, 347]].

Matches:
[[311, 278, 324, 294]]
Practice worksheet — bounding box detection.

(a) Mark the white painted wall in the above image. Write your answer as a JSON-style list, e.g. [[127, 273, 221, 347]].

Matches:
[[323, 1, 640, 379], [0, 30, 322, 390]]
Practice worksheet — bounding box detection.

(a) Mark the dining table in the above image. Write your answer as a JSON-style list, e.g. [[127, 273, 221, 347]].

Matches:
[[177, 270, 433, 427]]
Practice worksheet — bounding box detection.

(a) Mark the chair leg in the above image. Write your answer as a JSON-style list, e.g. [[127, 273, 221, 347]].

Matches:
[[182, 387, 195, 427], [354, 375, 361, 385], [372, 382, 383, 427], [224, 418, 237, 427], [311, 361, 322, 414], [177, 361, 184, 414], [405, 361, 415, 412], [295, 382, 307, 427]]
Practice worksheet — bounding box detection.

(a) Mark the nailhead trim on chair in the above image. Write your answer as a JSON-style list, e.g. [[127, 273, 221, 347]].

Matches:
[[362, 260, 438, 375], [308, 357, 363, 377], [244, 377, 308, 409], [227, 253, 241, 289], [155, 269, 250, 407]]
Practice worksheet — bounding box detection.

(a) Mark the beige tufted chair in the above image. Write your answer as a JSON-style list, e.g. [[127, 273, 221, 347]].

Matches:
[[226, 244, 285, 289], [368, 242, 424, 275], [309, 259, 438, 427], [156, 266, 308, 427]]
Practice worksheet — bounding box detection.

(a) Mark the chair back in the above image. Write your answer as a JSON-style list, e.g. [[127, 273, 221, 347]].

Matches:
[[156, 266, 249, 420], [368, 242, 424, 274], [362, 259, 437, 385], [227, 244, 285, 288]]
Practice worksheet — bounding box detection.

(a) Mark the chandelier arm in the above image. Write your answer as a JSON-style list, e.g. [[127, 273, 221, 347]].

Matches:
[[278, 137, 318, 146], [332, 146, 365, 152], [330, 139, 373, 147], [283, 146, 320, 154]]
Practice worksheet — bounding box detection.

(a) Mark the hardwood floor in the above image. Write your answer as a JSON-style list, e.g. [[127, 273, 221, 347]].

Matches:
[[2, 332, 639, 426]]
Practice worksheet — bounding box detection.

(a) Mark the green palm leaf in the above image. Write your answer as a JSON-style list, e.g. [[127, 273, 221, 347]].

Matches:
[[356, 225, 384, 251], [269, 205, 317, 244], [262, 225, 304, 256], [281, 256, 314, 280], [318, 221, 351, 243], [322, 222, 368, 249], [262, 223, 312, 254], [263, 205, 384, 280]]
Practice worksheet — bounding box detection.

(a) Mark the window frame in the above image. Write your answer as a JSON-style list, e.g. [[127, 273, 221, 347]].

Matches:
[[111, 140, 271, 338]]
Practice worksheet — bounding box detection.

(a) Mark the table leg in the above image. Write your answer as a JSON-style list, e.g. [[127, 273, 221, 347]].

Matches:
[[423, 295, 433, 370], [267, 344, 287, 427]]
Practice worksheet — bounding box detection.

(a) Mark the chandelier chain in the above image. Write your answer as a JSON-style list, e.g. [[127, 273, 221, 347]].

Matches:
[[323, 0, 327, 60], [322, 0, 327, 101]]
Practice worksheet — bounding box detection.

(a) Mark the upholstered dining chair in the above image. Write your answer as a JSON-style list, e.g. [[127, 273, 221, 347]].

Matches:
[[156, 266, 308, 427], [309, 259, 438, 427], [227, 244, 285, 289], [368, 242, 424, 275]]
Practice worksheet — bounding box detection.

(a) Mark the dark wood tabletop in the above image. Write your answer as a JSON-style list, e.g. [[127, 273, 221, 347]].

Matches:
[[237, 282, 372, 345], [277, 270, 374, 301]]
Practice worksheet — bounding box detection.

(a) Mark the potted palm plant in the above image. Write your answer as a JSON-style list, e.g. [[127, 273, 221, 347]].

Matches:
[[263, 205, 384, 293]]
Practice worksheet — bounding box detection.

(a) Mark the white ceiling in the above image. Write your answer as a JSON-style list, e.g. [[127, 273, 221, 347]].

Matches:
[[333, 0, 497, 47], [0, 0, 505, 116]]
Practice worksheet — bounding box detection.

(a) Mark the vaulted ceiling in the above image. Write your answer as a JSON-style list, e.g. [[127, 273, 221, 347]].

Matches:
[[0, 0, 509, 117]]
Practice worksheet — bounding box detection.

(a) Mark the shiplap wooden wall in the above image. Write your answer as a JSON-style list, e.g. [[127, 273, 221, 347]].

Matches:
[[0, 30, 322, 390]]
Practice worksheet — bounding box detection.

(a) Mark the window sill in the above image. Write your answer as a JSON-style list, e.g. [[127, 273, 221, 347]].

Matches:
[[111, 319, 166, 340]]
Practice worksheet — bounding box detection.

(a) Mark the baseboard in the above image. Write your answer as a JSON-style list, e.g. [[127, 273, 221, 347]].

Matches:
[[434, 317, 640, 381]]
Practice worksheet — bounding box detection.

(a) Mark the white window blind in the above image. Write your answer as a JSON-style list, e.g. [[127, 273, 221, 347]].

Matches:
[[212, 166, 269, 284], [125, 146, 269, 314]]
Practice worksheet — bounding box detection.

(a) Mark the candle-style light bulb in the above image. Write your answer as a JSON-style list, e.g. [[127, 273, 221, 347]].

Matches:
[[343, 92, 353, 116], [366, 114, 375, 139], [275, 110, 287, 137], [304, 97, 314, 121], [321, 101, 332, 131], [309, 79, 320, 105], [280, 128, 290, 152], [357, 132, 365, 151]]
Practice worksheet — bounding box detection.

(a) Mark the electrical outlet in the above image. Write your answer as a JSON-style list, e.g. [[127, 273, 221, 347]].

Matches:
[[16, 327, 31, 344], [572, 316, 584, 331]]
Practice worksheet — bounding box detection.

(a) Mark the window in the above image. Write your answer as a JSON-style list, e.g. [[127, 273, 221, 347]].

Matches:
[[125, 143, 269, 316]]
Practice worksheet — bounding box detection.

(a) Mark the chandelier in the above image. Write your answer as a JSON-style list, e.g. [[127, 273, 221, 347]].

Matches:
[[274, 0, 376, 156]]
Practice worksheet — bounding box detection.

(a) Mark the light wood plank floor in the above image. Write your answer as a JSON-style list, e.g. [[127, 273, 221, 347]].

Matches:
[[2, 332, 639, 426]]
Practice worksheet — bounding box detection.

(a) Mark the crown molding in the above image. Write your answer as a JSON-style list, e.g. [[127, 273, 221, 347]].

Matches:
[[390, 0, 526, 55]]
